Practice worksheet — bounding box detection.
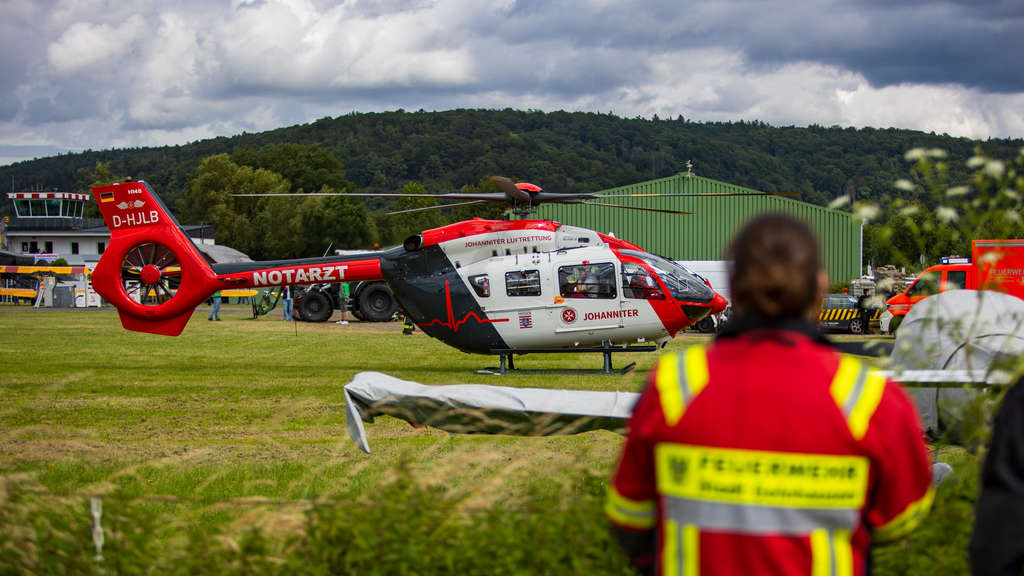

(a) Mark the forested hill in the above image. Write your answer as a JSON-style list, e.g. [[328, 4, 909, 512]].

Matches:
[[3, 109, 1021, 215]]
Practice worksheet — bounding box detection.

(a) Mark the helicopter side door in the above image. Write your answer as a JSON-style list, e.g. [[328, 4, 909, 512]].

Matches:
[[546, 249, 635, 347], [457, 251, 558, 349]]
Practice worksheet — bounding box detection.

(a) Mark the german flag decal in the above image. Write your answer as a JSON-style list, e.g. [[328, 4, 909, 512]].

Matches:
[[100, 191, 115, 203]]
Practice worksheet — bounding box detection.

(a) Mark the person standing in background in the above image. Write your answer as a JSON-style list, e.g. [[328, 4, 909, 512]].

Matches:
[[336, 283, 350, 325], [208, 291, 221, 321], [282, 285, 293, 321]]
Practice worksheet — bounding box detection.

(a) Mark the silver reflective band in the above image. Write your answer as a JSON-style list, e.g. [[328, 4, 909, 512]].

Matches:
[[665, 496, 860, 535], [841, 364, 870, 417]]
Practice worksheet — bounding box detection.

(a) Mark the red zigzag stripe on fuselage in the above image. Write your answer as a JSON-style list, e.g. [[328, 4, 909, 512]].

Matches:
[[416, 280, 509, 332]]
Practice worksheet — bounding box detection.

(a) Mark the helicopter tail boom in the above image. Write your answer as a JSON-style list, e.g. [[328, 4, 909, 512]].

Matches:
[[90, 181, 386, 336]]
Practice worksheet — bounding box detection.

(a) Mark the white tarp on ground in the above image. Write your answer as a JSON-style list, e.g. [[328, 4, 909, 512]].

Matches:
[[344, 372, 640, 453], [889, 289, 1024, 434]]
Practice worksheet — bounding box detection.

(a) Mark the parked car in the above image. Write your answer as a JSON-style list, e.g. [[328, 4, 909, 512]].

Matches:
[[819, 293, 881, 334]]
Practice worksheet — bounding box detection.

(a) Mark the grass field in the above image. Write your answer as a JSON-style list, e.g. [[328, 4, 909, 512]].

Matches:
[[0, 306, 977, 574], [0, 307, 691, 537]]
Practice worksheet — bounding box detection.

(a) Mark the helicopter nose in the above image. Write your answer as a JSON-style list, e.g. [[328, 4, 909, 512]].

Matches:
[[710, 292, 728, 314]]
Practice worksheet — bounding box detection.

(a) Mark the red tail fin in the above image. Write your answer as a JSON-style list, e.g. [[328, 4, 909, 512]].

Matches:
[[91, 181, 219, 336]]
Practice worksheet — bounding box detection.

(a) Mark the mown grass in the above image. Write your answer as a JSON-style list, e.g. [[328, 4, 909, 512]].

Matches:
[[0, 307, 670, 525], [0, 306, 977, 574]]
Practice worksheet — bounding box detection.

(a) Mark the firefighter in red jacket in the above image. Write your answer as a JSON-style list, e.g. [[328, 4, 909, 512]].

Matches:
[[606, 214, 934, 576]]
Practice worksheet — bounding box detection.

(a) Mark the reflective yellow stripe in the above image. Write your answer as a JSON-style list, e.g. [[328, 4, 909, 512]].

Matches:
[[683, 346, 710, 400], [847, 371, 885, 440], [831, 356, 886, 440], [655, 444, 868, 509], [874, 486, 935, 543], [834, 529, 853, 576], [605, 486, 657, 529], [810, 529, 830, 576], [664, 519, 680, 576], [657, 347, 709, 427], [810, 529, 852, 576], [656, 352, 683, 426], [683, 524, 699, 576], [830, 356, 860, 408]]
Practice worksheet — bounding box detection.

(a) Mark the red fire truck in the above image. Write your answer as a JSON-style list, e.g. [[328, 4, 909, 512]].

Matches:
[[885, 240, 1024, 332]]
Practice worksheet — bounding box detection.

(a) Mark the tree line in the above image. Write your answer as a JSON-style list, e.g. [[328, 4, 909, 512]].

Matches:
[[1, 109, 1021, 268]]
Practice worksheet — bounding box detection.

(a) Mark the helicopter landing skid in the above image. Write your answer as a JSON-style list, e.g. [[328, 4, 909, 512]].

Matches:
[[477, 344, 658, 376]]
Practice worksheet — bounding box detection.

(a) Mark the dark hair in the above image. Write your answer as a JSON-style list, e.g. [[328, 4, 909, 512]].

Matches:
[[726, 213, 822, 319]]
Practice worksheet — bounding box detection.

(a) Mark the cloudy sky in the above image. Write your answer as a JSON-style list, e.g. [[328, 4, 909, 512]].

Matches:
[[1, 0, 1022, 166]]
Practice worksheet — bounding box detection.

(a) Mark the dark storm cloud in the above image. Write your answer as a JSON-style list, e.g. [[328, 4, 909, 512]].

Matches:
[[735, 1, 1024, 93], [489, 0, 1024, 94], [0, 0, 1020, 167], [0, 4, 39, 122]]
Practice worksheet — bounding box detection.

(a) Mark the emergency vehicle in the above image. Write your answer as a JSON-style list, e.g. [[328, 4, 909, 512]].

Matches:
[[885, 240, 1024, 331]]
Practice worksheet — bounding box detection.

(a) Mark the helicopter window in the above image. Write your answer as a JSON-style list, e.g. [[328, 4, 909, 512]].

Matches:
[[622, 262, 660, 299], [469, 274, 490, 298], [559, 263, 617, 299], [506, 270, 541, 297], [619, 250, 714, 302]]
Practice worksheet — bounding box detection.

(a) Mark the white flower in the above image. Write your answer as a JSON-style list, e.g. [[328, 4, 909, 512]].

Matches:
[[855, 204, 881, 222], [945, 186, 970, 197], [828, 196, 851, 209], [985, 160, 1006, 178], [905, 148, 927, 161], [895, 179, 916, 192], [967, 156, 987, 168], [935, 206, 959, 223], [926, 149, 948, 159], [899, 205, 920, 217]]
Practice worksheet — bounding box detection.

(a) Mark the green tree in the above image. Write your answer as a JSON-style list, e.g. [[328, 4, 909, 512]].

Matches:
[[299, 190, 377, 253], [232, 143, 349, 193], [863, 148, 1024, 272], [179, 154, 290, 259]]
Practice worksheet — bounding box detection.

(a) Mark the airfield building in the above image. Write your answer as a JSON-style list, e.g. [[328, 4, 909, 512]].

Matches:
[[2, 190, 215, 266], [537, 173, 861, 283]]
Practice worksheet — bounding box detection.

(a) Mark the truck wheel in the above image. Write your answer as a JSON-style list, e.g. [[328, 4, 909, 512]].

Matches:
[[359, 283, 398, 322], [299, 291, 333, 322], [849, 318, 863, 335]]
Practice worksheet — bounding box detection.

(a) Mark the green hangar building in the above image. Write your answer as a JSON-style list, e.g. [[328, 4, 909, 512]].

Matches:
[[537, 172, 862, 284]]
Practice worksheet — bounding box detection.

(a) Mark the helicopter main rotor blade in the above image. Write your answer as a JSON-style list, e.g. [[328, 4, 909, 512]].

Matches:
[[233, 192, 510, 202], [599, 191, 799, 199], [385, 200, 486, 215], [581, 201, 694, 215]]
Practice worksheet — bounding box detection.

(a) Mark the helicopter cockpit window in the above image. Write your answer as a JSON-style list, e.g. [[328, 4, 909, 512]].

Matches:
[[619, 250, 714, 303], [621, 262, 660, 299], [559, 263, 616, 299], [468, 274, 490, 298], [506, 270, 541, 297]]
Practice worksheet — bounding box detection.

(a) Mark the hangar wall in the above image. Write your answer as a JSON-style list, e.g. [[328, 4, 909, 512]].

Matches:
[[536, 173, 862, 283]]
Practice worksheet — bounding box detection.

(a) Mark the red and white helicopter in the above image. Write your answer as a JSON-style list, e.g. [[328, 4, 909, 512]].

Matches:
[[89, 178, 749, 373]]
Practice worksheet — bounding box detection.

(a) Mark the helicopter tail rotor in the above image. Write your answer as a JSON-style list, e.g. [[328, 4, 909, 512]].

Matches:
[[90, 181, 220, 336]]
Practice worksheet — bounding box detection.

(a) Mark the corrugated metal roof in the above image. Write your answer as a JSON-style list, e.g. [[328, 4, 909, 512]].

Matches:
[[537, 173, 861, 282]]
